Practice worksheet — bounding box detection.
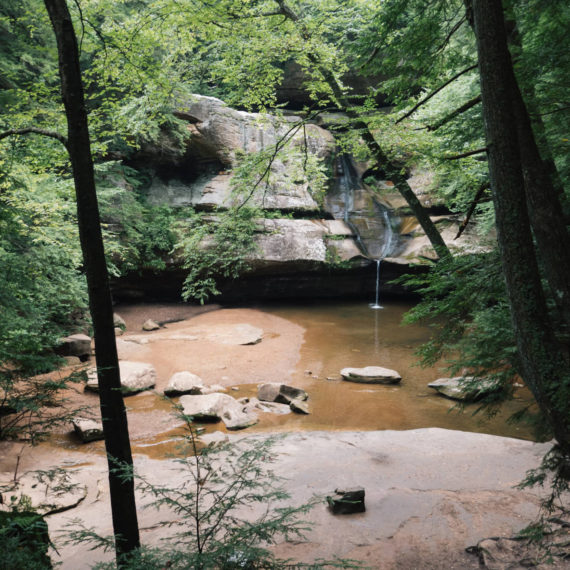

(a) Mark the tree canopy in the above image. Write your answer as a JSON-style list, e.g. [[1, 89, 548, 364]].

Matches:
[[1, 0, 570, 562]]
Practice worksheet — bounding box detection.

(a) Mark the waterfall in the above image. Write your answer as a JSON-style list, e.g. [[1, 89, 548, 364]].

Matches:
[[369, 259, 383, 310], [328, 153, 398, 309]]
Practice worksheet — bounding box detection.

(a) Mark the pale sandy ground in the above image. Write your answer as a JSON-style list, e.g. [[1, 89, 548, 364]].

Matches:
[[0, 305, 565, 568]]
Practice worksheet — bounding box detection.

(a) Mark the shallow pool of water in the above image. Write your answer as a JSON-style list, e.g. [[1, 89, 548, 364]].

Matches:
[[243, 299, 535, 440]]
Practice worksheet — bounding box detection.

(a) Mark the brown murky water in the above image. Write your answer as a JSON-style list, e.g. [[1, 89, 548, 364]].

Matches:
[[43, 300, 536, 461], [246, 300, 535, 438]]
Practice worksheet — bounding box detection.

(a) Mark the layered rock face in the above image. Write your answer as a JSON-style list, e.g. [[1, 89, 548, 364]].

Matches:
[[114, 95, 480, 302]]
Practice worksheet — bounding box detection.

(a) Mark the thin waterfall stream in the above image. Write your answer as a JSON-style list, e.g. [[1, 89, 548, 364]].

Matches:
[[370, 259, 383, 309]]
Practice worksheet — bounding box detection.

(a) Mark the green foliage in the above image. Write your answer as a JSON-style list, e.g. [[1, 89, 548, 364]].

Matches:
[[178, 207, 259, 304], [96, 163, 178, 276], [0, 510, 52, 570], [398, 251, 526, 419], [517, 444, 570, 512]]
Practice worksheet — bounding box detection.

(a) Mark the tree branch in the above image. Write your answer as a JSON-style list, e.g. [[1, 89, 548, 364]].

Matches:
[[427, 94, 481, 131], [395, 63, 478, 124], [444, 146, 487, 160], [435, 15, 466, 55], [454, 182, 490, 239], [0, 127, 68, 148]]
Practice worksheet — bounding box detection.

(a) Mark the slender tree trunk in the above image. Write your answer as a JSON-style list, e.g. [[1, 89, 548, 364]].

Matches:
[[43, 0, 140, 562], [471, 0, 570, 455]]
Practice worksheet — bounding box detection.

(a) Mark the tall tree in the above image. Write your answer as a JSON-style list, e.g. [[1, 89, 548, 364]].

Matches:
[[470, 0, 570, 468], [42, 0, 140, 562]]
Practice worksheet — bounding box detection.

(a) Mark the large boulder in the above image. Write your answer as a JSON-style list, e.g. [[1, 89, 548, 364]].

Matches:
[[86, 361, 156, 395], [113, 313, 127, 330], [428, 377, 497, 401], [179, 393, 258, 431], [257, 383, 308, 405], [341, 366, 401, 384], [57, 334, 92, 360]]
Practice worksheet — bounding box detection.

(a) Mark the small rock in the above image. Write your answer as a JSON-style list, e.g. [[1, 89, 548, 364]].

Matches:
[[305, 370, 312, 375], [142, 319, 160, 331], [86, 361, 156, 395], [164, 371, 205, 397], [257, 383, 308, 404], [63, 356, 82, 366], [113, 313, 127, 330], [327, 487, 366, 515], [290, 399, 310, 414], [341, 366, 401, 384], [428, 376, 497, 401], [231, 386, 240, 391], [114, 327, 124, 337], [72, 418, 104, 443]]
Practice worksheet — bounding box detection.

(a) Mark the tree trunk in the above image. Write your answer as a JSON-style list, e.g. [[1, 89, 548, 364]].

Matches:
[[471, 0, 570, 455], [42, 0, 140, 562], [509, 73, 570, 329]]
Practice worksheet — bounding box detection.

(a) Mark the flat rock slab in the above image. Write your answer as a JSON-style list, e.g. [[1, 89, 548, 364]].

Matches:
[[1, 470, 87, 515], [429, 377, 497, 401], [121, 323, 262, 346], [179, 393, 258, 430], [86, 361, 156, 395], [40, 429, 553, 569], [200, 323, 263, 345], [341, 366, 401, 384]]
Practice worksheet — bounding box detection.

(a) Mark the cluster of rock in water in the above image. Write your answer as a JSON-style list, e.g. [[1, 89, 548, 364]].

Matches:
[[60, 316, 498, 444]]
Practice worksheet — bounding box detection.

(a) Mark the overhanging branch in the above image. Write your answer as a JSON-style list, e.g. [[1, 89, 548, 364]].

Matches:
[[444, 147, 487, 160], [0, 127, 68, 148], [427, 94, 482, 131], [396, 63, 478, 124]]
